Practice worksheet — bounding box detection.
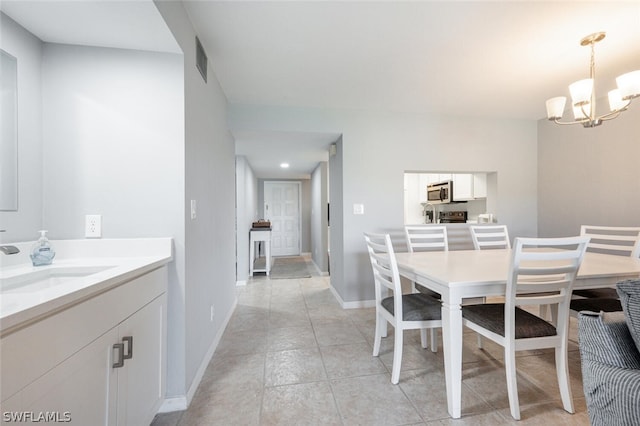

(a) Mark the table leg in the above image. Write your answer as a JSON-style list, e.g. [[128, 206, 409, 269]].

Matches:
[[441, 298, 463, 419], [249, 239, 255, 276]]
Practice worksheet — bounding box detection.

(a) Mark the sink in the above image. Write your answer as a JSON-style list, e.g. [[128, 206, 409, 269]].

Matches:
[[1, 265, 115, 293]]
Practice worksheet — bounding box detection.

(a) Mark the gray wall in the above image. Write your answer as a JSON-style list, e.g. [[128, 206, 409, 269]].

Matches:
[[155, 0, 238, 403], [311, 161, 329, 273], [537, 102, 640, 236], [0, 13, 43, 242], [235, 155, 259, 283], [39, 41, 187, 399], [230, 106, 538, 304]]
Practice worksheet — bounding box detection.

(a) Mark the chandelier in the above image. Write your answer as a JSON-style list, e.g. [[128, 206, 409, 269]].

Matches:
[[545, 32, 640, 128]]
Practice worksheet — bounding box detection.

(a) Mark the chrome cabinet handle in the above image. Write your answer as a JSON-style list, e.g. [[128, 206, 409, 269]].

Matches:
[[122, 336, 133, 360], [112, 343, 125, 368]]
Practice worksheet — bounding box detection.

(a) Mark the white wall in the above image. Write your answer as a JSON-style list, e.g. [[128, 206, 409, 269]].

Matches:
[[537, 103, 640, 236], [230, 105, 538, 303], [155, 0, 237, 407], [0, 13, 43, 242]]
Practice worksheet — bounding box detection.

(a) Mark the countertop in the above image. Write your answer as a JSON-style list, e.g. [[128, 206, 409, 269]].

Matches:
[[0, 238, 173, 335]]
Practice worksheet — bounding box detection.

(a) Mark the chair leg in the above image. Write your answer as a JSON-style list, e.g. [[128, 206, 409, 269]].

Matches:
[[430, 328, 437, 353], [476, 333, 483, 349], [373, 314, 384, 357], [556, 346, 574, 414], [420, 328, 428, 349], [504, 347, 521, 420], [391, 326, 403, 384]]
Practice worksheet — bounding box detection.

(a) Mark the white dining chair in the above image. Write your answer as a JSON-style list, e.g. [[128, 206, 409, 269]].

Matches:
[[364, 232, 442, 384], [461, 236, 589, 420], [469, 225, 511, 250], [572, 225, 640, 300], [404, 225, 447, 350]]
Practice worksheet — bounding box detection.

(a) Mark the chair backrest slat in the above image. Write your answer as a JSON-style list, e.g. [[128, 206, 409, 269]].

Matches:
[[580, 225, 640, 258], [470, 225, 511, 250], [404, 225, 448, 252]]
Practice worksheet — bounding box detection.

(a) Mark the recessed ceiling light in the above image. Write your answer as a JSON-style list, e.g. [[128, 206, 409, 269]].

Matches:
[[280, 163, 290, 168]]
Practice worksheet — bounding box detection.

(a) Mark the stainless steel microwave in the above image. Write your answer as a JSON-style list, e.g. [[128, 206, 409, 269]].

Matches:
[[427, 181, 452, 204]]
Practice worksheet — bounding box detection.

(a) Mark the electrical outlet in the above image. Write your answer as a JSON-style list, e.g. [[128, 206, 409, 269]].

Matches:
[[85, 215, 102, 238], [210, 305, 215, 322]]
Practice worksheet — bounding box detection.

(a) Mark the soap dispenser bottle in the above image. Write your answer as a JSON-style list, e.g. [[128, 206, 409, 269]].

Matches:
[[30, 230, 55, 266]]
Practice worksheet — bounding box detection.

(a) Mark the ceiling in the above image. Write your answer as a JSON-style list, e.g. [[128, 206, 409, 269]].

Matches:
[[3, 1, 640, 178]]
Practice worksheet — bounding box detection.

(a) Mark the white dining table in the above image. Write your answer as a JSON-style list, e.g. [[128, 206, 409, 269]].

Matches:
[[394, 249, 640, 419]]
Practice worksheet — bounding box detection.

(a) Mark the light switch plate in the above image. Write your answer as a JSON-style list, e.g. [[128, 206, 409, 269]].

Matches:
[[190, 200, 197, 219], [353, 204, 364, 215]]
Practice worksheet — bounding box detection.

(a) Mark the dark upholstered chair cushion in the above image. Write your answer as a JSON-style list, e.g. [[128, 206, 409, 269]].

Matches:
[[381, 293, 441, 321], [578, 311, 640, 370], [414, 283, 441, 300], [462, 303, 556, 339], [573, 287, 618, 299], [570, 298, 622, 313], [617, 279, 640, 353]]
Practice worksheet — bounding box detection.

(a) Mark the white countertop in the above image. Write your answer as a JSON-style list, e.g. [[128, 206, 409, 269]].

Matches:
[[0, 238, 173, 334]]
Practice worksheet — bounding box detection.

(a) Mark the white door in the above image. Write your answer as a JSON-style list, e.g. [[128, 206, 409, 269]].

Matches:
[[264, 182, 300, 256]]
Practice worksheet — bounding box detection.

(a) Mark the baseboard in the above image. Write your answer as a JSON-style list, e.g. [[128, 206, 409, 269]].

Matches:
[[236, 280, 247, 286], [158, 296, 238, 413], [310, 258, 329, 276], [158, 396, 187, 413], [329, 284, 376, 309]]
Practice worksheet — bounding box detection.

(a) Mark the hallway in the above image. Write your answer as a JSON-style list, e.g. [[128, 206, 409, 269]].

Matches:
[[153, 258, 590, 425]]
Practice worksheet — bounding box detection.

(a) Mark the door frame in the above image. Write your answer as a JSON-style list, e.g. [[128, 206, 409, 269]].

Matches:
[[263, 181, 302, 256]]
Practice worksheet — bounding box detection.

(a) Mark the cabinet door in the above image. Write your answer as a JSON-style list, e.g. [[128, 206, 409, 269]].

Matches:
[[117, 295, 166, 426], [16, 329, 118, 426], [452, 174, 474, 200], [473, 173, 487, 198]]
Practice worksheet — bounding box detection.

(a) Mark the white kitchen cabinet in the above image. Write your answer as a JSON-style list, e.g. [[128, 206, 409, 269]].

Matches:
[[0, 267, 167, 426], [452, 174, 474, 200], [473, 173, 487, 198]]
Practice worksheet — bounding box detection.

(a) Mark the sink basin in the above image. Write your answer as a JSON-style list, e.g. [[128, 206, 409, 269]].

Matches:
[[1, 265, 115, 293]]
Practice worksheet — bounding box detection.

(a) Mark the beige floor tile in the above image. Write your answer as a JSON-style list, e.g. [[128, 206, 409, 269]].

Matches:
[[313, 321, 367, 346], [266, 324, 317, 352], [260, 381, 342, 426], [320, 342, 387, 379], [330, 374, 423, 425], [215, 328, 269, 357], [264, 347, 327, 387], [178, 385, 262, 426], [200, 352, 266, 390]]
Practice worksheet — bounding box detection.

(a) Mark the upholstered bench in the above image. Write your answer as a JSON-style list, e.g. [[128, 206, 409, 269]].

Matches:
[[578, 279, 640, 426]]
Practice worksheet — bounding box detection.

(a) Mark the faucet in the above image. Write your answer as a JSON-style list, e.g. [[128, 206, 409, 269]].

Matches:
[[0, 245, 20, 255], [423, 203, 437, 224]]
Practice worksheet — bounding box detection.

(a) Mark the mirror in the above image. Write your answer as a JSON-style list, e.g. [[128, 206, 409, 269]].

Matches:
[[0, 49, 18, 211]]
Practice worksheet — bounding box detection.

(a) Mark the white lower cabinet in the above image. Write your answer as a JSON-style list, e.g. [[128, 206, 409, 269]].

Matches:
[[0, 267, 167, 426], [115, 295, 165, 426]]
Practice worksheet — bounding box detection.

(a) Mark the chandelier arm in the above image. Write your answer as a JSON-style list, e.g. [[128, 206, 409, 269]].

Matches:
[[598, 111, 623, 122], [553, 118, 589, 126]]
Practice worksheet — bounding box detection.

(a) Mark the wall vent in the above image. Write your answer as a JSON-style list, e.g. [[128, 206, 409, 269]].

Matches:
[[195, 36, 207, 83]]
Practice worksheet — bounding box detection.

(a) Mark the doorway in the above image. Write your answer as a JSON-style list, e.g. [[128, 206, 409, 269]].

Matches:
[[264, 181, 301, 256]]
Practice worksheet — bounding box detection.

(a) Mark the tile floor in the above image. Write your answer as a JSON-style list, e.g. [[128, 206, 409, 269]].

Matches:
[[152, 258, 590, 425]]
